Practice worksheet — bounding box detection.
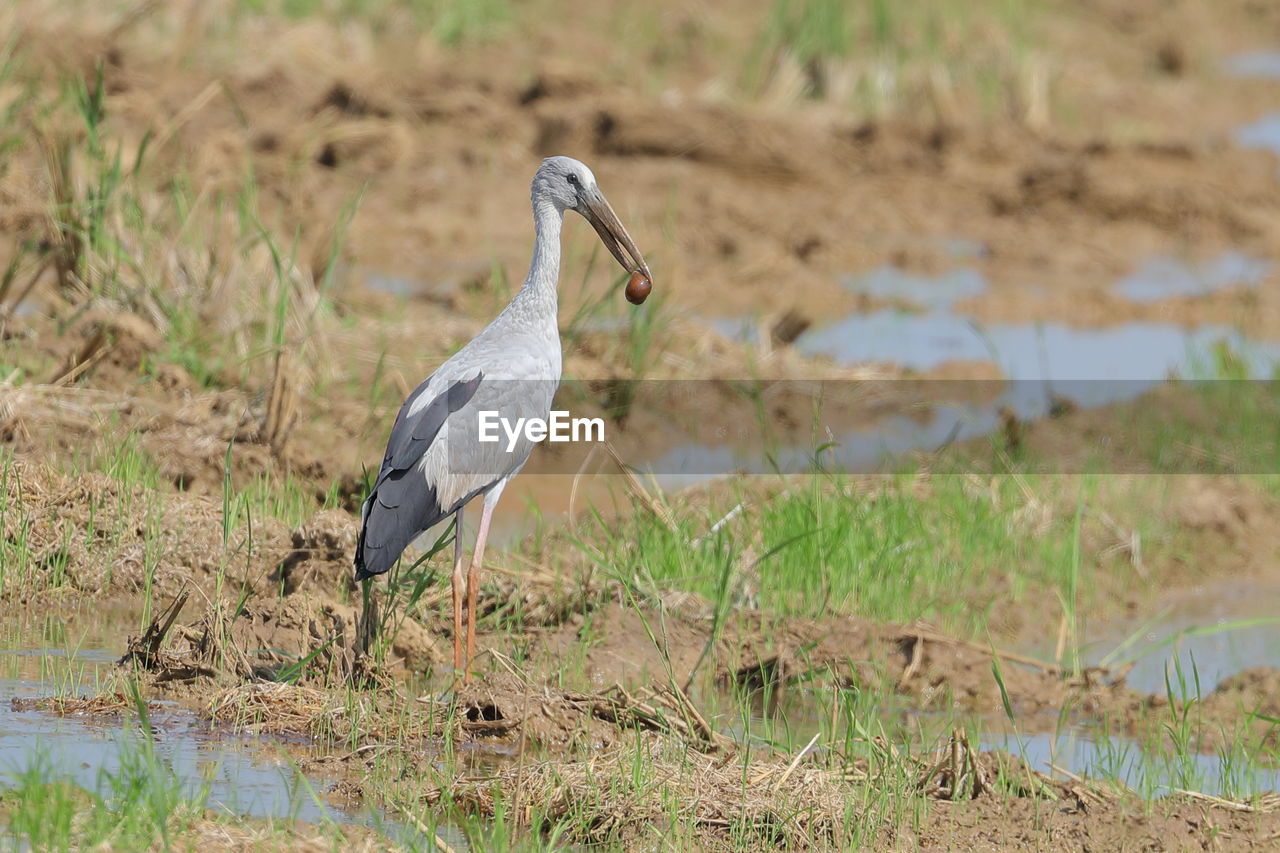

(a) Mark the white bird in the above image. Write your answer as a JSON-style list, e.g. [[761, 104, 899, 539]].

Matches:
[[354, 156, 651, 681]]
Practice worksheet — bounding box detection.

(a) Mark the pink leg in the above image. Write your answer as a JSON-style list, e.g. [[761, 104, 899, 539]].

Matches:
[[450, 506, 466, 677], [463, 485, 503, 683]]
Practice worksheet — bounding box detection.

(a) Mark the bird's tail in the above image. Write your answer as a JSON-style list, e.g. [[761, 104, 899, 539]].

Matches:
[[353, 495, 379, 582], [354, 474, 448, 583]]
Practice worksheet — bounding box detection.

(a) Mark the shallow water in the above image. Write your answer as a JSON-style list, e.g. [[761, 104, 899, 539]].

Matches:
[[1226, 51, 1280, 80], [1236, 113, 1280, 157], [840, 265, 988, 309], [686, 258, 1280, 479], [1113, 252, 1269, 303], [983, 728, 1280, 799], [640, 402, 997, 477], [737, 688, 1280, 799], [2, 686, 329, 824], [790, 260, 1279, 381], [796, 310, 1275, 386], [364, 263, 488, 305], [0, 650, 415, 842], [365, 272, 421, 299], [1086, 580, 1280, 696]]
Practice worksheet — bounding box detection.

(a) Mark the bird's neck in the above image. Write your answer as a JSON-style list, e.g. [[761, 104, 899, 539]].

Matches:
[[511, 197, 563, 320]]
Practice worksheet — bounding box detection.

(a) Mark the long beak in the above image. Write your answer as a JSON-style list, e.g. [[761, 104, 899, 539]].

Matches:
[[581, 188, 652, 282]]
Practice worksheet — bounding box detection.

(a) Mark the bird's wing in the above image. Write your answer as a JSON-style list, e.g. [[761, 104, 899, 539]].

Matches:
[[419, 372, 559, 505], [376, 371, 483, 490], [356, 371, 483, 580]]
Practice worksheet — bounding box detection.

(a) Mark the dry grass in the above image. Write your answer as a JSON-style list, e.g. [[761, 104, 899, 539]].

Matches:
[[457, 666, 735, 751], [10, 692, 144, 717], [0, 456, 293, 601], [179, 817, 394, 853], [208, 682, 335, 736], [433, 744, 857, 850], [206, 681, 454, 744]]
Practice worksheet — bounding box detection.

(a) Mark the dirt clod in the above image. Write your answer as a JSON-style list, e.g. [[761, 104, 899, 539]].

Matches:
[[278, 510, 359, 597]]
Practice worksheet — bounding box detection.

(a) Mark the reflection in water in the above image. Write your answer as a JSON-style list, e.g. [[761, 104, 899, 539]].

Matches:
[[795, 257, 1277, 381]]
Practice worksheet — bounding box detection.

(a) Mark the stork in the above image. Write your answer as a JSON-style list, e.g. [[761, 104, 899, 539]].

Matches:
[[354, 156, 651, 681]]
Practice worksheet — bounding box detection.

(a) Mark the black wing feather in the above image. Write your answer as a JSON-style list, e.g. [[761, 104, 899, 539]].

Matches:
[[354, 372, 483, 580]]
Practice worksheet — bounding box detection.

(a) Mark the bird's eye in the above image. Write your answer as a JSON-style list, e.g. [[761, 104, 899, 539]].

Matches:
[[566, 173, 579, 186]]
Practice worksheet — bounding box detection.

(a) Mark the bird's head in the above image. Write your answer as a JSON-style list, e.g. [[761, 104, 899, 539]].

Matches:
[[534, 156, 652, 296]]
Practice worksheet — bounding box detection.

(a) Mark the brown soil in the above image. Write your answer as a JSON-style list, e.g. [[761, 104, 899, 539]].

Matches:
[[2, 458, 287, 602], [514, 601, 1280, 755], [1202, 668, 1280, 754], [157, 588, 442, 679], [360, 724, 1280, 852], [3, 0, 1280, 501], [16, 0, 1278, 336], [89, 573, 1280, 763], [911, 793, 1280, 852], [8, 439, 1280, 754]]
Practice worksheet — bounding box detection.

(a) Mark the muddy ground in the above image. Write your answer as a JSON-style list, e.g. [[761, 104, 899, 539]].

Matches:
[[9, 446, 1280, 848], [3, 0, 1280, 498], [15, 464, 1280, 755], [2, 0, 1280, 849]]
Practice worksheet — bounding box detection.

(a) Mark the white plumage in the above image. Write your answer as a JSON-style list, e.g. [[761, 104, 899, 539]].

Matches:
[[354, 156, 652, 680]]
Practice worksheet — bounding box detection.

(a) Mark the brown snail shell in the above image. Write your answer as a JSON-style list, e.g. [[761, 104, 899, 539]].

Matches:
[[625, 271, 652, 305]]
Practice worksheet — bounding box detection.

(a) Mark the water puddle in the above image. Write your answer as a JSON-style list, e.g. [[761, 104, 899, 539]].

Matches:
[[937, 237, 989, 260], [638, 403, 998, 478], [1236, 113, 1280, 157], [714, 260, 1274, 384], [1229, 49, 1280, 157], [682, 261, 1280, 477], [0, 647, 118, 668], [791, 261, 1277, 381], [1086, 580, 1280, 695], [840, 265, 988, 308], [364, 262, 488, 304], [0, 650, 416, 841], [735, 689, 1279, 800], [365, 272, 421, 299], [984, 728, 1280, 799], [1113, 252, 1269, 303], [796, 310, 1273, 385], [2, 297, 40, 319], [1, 681, 373, 827], [1226, 51, 1280, 80]]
